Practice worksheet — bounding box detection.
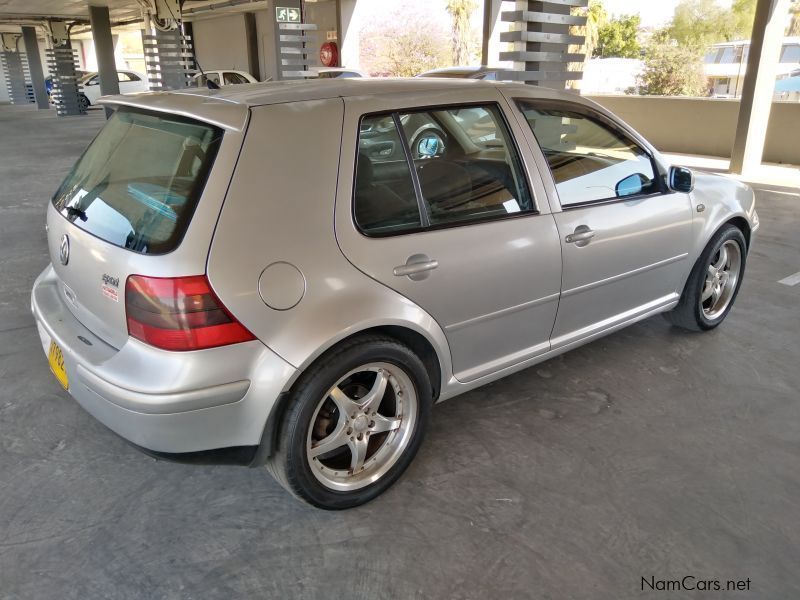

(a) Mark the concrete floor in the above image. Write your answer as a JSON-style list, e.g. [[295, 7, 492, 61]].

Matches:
[[1, 104, 799, 600]]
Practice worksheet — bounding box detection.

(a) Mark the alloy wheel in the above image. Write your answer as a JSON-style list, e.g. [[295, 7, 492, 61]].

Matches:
[[306, 362, 417, 492]]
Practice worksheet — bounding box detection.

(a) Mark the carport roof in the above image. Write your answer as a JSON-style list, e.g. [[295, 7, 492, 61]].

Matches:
[[99, 78, 585, 132], [0, 0, 140, 21]]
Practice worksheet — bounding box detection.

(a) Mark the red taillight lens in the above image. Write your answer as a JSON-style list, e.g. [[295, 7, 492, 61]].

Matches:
[[125, 275, 256, 351]]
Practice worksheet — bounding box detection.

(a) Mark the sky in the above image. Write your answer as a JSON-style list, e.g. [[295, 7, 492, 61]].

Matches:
[[355, 1, 740, 31], [602, 0, 734, 28]]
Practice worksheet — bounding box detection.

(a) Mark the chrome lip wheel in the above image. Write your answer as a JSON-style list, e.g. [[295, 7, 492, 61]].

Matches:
[[701, 239, 742, 320], [306, 362, 417, 492]]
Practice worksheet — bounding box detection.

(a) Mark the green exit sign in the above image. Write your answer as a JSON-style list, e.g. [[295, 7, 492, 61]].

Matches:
[[276, 6, 301, 23]]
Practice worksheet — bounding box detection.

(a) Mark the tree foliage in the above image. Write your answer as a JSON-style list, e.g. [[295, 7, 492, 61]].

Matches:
[[596, 14, 641, 58], [665, 0, 756, 49], [638, 42, 708, 96], [360, 10, 450, 77], [446, 0, 478, 66], [790, 0, 800, 36]]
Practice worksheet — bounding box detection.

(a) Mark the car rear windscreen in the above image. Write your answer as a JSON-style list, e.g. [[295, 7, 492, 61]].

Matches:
[[52, 107, 222, 254]]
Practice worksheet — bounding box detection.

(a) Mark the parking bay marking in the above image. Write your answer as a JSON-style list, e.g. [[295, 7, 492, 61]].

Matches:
[[778, 271, 800, 286]]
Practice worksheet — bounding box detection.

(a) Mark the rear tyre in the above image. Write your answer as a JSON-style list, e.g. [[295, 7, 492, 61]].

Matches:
[[78, 93, 90, 112], [665, 224, 747, 331], [266, 335, 432, 509]]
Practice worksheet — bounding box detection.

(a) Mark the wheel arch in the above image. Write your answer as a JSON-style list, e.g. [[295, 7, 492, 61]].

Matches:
[[724, 215, 752, 249], [251, 323, 446, 466]]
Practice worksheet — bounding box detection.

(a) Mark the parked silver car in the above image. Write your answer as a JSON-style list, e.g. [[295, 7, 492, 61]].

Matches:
[[32, 79, 758, 509]]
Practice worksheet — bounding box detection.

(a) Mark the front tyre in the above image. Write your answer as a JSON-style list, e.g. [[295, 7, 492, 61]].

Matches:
[[267, 335, 432, 509], [665, 224, 747, 331]]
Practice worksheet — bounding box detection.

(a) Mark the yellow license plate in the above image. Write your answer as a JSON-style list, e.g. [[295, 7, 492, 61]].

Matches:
[[48, 340, 69, 390]]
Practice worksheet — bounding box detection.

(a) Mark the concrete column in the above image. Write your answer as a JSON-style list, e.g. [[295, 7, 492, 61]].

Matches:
[[730, 0, 791, 174], [89, 4, 119, 118], [336, 0, 360, 69], [21, 27, 48, 110]]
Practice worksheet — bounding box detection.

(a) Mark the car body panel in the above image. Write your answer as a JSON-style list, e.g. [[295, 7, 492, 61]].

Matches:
[[32, 79, 759, 456], [44, 122, 247, 349], [31, 265, 296, 452], [335, 89, 562, 382], [205, 98, 453, 395], [82, 71, 148, 104]]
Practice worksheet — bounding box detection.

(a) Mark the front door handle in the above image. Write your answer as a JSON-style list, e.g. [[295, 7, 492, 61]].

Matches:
[[565, 225, 595, 246], [393, 254, 438, 281]]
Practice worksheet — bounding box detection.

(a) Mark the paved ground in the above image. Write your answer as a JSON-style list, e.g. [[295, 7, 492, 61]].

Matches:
[[1, 104, 799, 600]]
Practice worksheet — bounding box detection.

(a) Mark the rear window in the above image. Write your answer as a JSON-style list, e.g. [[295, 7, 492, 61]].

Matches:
[[52, 107, 222, 254]]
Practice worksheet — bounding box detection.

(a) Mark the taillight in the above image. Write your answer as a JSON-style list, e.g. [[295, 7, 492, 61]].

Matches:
[[125, 275, 255, 351]]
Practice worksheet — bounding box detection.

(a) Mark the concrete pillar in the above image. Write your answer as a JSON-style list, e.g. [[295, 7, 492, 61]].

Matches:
[[21, 27, 48, 110], [89, 4, 119, 118], [336, 0, 360, 69], [730, 0, 791, 174]]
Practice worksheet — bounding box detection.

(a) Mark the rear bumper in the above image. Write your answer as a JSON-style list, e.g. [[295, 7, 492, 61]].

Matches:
[[31, 264, 297, 453]]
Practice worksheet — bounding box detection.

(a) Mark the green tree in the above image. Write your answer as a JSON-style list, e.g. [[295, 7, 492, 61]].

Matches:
[[363, 11, 450, 77], [638, 42, 708, 96], [567, 0, 608, 89], [597, 14, 641, 58], [666, 0, 756, 49], [577, 0, 609, 59], [789, 0, 800, 36], [446, 0, 478, 66]]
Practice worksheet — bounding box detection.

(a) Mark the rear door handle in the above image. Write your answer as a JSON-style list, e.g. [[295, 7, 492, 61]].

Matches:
[[393, 254, 438, 281], [565, 226, 595, 246]]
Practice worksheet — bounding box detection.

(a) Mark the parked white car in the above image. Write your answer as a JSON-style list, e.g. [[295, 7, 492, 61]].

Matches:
[[311, 67, 368, 79], [79, 71, 148, 110], [191, 69, 259, 87]]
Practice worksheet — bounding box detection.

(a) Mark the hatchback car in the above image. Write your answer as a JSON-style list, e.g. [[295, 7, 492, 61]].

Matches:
[[32, 79, 757, 509], [190, 69, 259, 87], [418, 66, 504, 80], [78, 70, 148, 110]]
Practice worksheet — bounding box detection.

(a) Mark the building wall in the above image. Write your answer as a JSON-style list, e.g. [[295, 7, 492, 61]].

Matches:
[[254, 6, 278, 82], [304, 0, 337, 66], [193, 13, 252, 73], [586, 95, 800, 165]]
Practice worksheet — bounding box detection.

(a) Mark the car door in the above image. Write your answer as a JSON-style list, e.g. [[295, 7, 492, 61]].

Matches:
[[335, 91, 562, 383], [511, 99, 694, 348]]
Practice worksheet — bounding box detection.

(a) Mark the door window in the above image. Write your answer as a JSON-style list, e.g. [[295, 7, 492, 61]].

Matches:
[[353, 104, 533, 234], [354, 115, 422, 234], [518, 102, 659, 207], [223, 72, 249, 85], [118, 72, 140, 82]]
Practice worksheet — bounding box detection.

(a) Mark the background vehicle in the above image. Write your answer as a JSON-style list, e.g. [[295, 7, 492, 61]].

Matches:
[[78, 70, 148, 110], [32, 79, 757, 509], [310, 67, 368, 79], [417, 66, 504, 80], [190, 69, 259, 87]]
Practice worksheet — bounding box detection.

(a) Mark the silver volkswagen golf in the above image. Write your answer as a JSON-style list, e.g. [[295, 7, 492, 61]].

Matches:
[[32, 79, 758, 509]]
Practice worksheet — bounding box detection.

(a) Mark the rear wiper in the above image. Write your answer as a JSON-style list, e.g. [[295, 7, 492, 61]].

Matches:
[[65, 206, 88, 222]]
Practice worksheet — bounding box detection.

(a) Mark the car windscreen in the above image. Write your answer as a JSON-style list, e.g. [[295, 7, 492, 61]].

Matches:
[[52, 107, 222, 254]]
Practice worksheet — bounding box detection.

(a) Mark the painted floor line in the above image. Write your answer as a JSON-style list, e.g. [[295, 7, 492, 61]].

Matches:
[[778, 271, 800, 286]]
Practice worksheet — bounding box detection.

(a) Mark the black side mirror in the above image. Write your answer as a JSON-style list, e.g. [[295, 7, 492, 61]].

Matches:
[[669, 166, 694, 193]]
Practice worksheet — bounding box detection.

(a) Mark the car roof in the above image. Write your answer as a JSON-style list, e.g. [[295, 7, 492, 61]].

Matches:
[[419, 66, 497, 76], [98, 78, 594, 132]]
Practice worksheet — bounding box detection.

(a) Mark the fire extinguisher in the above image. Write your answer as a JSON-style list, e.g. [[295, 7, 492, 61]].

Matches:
[[320, 41, 339, 68]]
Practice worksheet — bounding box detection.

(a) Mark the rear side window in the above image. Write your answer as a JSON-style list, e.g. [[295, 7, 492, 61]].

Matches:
[[224, 72, 249, 85], [354, 104, 533, 235], [355, 115, 422, 234], [518, 102, 659, 207], [52, 107, 222, 254]]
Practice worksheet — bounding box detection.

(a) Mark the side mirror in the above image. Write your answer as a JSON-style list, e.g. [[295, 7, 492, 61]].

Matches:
[[669, 166, 694, 193], [615, 173, 645, 197]]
